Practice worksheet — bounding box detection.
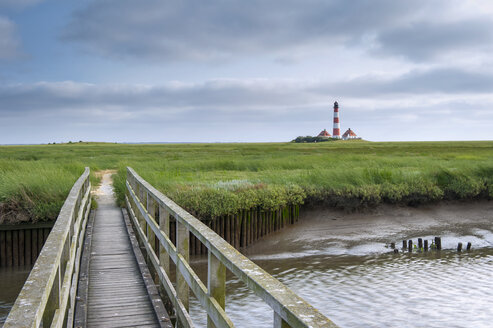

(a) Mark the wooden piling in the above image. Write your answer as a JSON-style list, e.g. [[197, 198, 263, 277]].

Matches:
[[258, 209, 262, 239], [0, 231, 6, 267], [246, 211, 251, 246], [234, 215, 240, 250], [0, 225, 54, 267], [220, 215, 225, 239], [225, 215, 231, 244], [250, 210, 254, 242], [170, 220, 176, 246], [424, 240, 428, 251], [457, 242, 462, 252], [25, 229, 31, 265], [19, 230, 25, 266], [32, 229, 38, 263], [183, 203, 301, 253], [261, 211, 265, 237], [252, 210, 256, 241], [272, 210, 281, 231], [435, 237, 442, 250], [402, 240, 407, 249], [12, 230, 19, 267], [190, 232, 196, 255], [418, 238, 423, 249], [408, 240, 412, 252], [241, 210, 247, 248], [467, 242, 472, 250], [229, 215, 234, 246], [196, 234, 201, 256], [6, 231, 12, 266], [39, 228, 45, 250]]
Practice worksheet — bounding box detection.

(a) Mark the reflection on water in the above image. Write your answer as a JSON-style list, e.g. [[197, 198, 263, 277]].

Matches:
[[189, 204, 493, 328], [189, 250, 493, 328], [0, 266, 31, 326]]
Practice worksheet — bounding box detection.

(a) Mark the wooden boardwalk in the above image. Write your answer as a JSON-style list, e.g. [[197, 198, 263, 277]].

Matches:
[[76, 172, 170, 328], [6, 168, 336, 328]]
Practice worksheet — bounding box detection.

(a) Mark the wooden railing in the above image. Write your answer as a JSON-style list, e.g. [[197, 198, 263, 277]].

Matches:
[[5, 168, 91, 328], [125, 167, 338, 328]]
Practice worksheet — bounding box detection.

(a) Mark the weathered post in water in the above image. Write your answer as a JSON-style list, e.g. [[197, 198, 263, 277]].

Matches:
[[403, 240, 407, 249], [435, 237, 442, 250], [424, 240, 428, 251], [408, 240, 412, 252], [467, 242, 472, 251], [418, 238, 423, 250], [457, 242, 462, 252]]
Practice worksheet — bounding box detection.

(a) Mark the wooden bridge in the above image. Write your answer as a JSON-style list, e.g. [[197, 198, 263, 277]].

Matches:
[[5, 168, 338, 328]]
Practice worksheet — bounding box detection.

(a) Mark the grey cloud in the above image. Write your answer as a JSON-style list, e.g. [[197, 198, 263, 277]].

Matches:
[[313, 68, 493, 97], [383, 69, 493, 94], [0, 16, 20, 59], [61, 0, 493, 64], [2, 71, 493, 143], [62, 0, 428, 62], [2, 68, 493, 117], [374, 20, 493, 61], [0, 80, 316, 117]]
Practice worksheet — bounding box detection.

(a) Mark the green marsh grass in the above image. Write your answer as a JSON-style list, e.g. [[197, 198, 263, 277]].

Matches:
[[0, 141, 492, 223]]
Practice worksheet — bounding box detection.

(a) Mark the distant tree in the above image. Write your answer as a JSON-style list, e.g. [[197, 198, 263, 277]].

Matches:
[[292, 136, 338, 143]]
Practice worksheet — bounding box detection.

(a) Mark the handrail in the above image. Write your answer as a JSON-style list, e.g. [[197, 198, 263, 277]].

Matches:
[[125, 167, 338, 328], [5, 167, 91, 328]]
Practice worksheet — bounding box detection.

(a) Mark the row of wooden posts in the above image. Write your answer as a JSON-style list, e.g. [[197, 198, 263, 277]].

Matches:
[[153, 205, 300, 256], [0, 204, 300, 266], [0, 224, 52, 267], [390, 237, 472, 253]]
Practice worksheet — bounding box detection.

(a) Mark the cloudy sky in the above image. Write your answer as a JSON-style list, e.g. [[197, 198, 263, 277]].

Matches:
[[1, 0, 493, 144]]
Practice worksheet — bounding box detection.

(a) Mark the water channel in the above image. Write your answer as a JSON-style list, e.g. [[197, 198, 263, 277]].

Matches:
[[0, 266, 31, 326], [189, 201, 493, 328], [1, 201, 492, 327]]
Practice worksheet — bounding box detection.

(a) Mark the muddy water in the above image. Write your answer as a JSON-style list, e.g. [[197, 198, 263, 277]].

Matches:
[[0, 266, 31, 326], [189, 201, 493, 328]]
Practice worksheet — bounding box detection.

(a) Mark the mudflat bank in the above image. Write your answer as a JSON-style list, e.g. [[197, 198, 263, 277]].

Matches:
[[243, 200, 493, 259]]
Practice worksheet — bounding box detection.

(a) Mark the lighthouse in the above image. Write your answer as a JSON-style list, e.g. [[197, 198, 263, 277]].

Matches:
[[332, 101, 341, 139]]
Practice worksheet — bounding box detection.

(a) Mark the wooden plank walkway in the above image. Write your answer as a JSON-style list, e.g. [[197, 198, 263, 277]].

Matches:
[[76, 172, 171, 328]]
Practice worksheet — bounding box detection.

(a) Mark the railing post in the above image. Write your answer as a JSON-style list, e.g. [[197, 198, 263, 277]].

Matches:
[[146, 193, 157, 254], [159, 206, 170, 276], [42, 267, 60, 327], [274, 313, 290, 328], [135, 184, 146, 233], [207, 251, 226, 328], [176, 219, 189, 315]]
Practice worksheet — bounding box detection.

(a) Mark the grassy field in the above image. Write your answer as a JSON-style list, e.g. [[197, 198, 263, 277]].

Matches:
[[1, 141, 492, 224]]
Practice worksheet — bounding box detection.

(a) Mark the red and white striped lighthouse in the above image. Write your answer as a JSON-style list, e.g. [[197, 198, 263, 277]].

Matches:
[[332, 101, 341, 139]]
